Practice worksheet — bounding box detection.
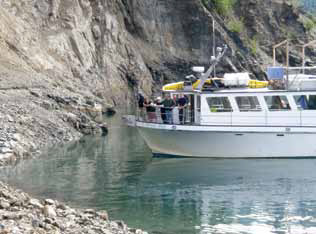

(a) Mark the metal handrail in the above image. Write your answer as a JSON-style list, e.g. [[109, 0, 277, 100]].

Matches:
[[137, 107, 195, 125], [137, 107, 316, 127]]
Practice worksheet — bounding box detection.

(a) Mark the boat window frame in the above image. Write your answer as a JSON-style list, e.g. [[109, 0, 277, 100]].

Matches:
[[235, 96, 262, 112], [264, 95, 291, 111], [293, 94, 316, 110], [205, 96, 233, 113]]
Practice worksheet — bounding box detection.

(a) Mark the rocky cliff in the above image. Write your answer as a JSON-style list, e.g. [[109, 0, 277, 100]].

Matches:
[[0, 0, 314, 161]]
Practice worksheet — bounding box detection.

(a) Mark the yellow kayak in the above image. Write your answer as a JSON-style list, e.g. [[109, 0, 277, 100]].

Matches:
[[162, 79, 212, 91], [163, 79, 268, 91]]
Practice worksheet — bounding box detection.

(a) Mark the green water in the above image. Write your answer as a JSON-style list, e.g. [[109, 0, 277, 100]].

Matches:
[[2, 116, 316, 233]]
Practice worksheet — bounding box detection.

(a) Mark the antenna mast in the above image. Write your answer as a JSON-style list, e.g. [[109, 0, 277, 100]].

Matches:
[[212, 16, 216, 78]]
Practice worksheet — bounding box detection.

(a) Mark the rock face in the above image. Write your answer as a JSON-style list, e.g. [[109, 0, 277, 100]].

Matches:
[[0, 0, 155, 164], [0, 181, 147, 234], [123, 0, 315, 83]]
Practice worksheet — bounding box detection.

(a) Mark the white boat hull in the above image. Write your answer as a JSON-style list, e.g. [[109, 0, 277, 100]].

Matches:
[[136, 122, 316, 158]]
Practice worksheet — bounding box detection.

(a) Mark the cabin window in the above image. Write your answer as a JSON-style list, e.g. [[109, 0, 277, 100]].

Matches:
[[294, 95, 316, 110], [264, 95, 291, 111], [206, 97, 232, 112], [197, 95, 201, 112], [235, 96, 261, 112]]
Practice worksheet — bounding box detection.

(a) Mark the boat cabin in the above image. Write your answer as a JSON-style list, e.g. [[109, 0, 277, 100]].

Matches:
[[138, 87, 316, 127], [137, 41, 316, 128]]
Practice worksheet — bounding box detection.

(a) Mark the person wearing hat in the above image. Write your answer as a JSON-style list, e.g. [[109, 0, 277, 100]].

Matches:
[[155, 97, 164, 123]]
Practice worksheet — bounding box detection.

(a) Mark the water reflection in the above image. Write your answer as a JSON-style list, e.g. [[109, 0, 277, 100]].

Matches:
[[1, 116, 316, 233]]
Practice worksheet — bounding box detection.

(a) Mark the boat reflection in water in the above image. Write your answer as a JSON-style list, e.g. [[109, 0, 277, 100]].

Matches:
[[142, 158, 316, 234], [1, 118, 316, 233]]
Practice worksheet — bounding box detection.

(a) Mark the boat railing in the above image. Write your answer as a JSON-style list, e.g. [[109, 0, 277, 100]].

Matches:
[[137, 107, 316, 127], [137, 106, 196, 125]]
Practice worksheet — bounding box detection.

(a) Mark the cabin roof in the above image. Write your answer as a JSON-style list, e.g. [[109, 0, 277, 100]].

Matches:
[[211, 87, 271, 93], [163, 87, 316, 95]]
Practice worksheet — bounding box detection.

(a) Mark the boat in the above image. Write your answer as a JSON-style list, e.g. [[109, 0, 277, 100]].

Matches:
[[124, 41, 316, 158]]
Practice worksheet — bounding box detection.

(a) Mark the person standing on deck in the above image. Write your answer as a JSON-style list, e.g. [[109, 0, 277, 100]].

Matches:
[[138, 93, 145, 120], [144, 99, 156, 122], [178, 94, 187, 124], [162, 94, 175, 124]]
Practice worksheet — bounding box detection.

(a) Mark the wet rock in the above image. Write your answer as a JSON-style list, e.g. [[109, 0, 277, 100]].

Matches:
[[97, 210, 109, 221], [2, 182, 145, 233], [100, 123, 108, 136], [104, 107, 116, 116]]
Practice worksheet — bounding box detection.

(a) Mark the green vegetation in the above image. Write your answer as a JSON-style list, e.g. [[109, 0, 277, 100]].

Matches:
[[227, 19, 244, 33], [302, 17, 316, 31], [248, 38, 258, 55], [213, 0, 236, 16]]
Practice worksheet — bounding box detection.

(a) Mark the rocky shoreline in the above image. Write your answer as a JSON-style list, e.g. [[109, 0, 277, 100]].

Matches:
[[0, 87, 112, 167], [0, 93, 149, 233], [0, 182, 147, 234]]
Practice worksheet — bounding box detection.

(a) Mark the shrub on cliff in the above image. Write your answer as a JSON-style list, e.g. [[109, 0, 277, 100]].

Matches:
[[213, 0, 236, 16], [227, 19, 244, 33]]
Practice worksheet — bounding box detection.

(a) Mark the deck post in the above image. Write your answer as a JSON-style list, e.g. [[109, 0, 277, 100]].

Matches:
[[273, 40, 289, 89], [302, 40, 316, 74], [286, 40, 289, 90], [302, 46, 305, 74], [212, 15, 216, 78]]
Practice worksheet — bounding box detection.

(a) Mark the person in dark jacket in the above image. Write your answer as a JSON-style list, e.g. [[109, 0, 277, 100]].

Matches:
[[178, 94, 187, 124], [138, 93, 145, 120], [144, 99, 156, 122], [162, 94, 175, 124]]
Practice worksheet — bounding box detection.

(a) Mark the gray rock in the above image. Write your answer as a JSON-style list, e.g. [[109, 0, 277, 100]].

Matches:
[[43, 205, 57, 218], [6, 115, 14, 123], [41, 101, 53, 110], [92, 25, 101, 39], [29, 198, 44, 209], [3, 213, 22, 220], [44, 199, 55, 205], [84, 209, 95, 214], [32, 218, 40, 228], [0, 147, 13, 154], [0, 201, 10, 209], [57, 203, 68, 210], [44, 218, 53, 224]]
